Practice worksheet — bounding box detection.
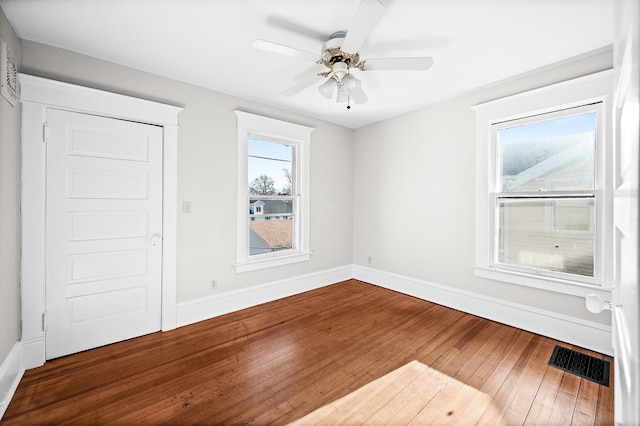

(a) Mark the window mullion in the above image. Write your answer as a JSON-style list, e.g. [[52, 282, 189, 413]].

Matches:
[[495, 191, 596, 200]]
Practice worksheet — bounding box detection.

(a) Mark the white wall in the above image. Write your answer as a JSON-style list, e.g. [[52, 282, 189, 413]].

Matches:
[[0, 6, 21, 372], [352, 49, 614, 325], [19, 40, 354, 304]]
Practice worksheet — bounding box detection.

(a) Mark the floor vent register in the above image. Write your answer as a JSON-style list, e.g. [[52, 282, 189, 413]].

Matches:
[[548, 345, 610, 386]]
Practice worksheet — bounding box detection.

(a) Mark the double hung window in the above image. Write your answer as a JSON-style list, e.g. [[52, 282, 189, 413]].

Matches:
[[494, 105, 599, 281], [235, 111, 313, 273], [473, 71, 612, 296], [248, 138, 295, 255]]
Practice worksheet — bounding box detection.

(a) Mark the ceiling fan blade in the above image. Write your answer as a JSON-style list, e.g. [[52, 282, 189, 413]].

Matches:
[[281, 74, 324, 97], [363, 57, 434, 71], [266, 16, 328, 43], [293, 64, 328, 82], [251, 39, 318, 62], [340, 0, 386, 55]]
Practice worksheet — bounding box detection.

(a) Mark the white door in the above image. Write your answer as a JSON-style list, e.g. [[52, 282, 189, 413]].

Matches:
[[45, 108, 164, 359], [612, 0, 640, 423]]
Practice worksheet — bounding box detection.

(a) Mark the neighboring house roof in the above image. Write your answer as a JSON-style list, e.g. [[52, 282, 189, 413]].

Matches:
[[249, 199, 292, 215], [249, 227, 272, 255], [250, 219, 292, 250]]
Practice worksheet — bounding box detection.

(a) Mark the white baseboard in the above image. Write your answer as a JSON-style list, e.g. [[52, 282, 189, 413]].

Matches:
[[20, 334, 46, 370], [162, 305, 178, 332], [176, 265, 354, 327], [0, 343, 25, 421], [353, 265, 613, 356], [176, 264, 612, 355]]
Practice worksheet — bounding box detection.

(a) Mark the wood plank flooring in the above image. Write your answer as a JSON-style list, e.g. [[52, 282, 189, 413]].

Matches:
[[3, 279, 614, 425]]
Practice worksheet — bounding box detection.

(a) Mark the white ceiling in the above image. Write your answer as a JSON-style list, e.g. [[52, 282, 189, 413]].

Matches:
[[1, 0, 614, 129]]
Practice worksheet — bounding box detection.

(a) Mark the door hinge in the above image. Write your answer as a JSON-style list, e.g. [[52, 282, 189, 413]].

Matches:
[[42, 311, 47, 331], [43, 122, 48, 143]]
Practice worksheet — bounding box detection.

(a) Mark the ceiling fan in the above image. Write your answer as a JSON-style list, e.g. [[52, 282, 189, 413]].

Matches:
[[251, 0, 434, 108]]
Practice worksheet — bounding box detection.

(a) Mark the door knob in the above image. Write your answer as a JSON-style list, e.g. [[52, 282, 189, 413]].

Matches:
[[151, 233, 162, 248], [585, 294, 611, 313]]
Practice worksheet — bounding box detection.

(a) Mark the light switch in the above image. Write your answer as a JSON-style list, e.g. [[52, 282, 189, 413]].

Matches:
[[183, 201, 192, 214]]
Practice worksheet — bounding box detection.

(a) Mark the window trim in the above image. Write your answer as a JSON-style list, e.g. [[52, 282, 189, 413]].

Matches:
[[472, 70, 613, 298], [234, 111, 313, 273]]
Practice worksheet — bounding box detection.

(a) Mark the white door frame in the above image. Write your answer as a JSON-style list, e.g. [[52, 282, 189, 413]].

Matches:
[[19, 74, 182, 369], [612, 0, 640, 423]]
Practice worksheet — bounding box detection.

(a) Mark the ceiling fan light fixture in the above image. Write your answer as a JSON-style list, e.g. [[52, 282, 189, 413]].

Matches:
[[349, 79, 368, 105], [318, 77, 337, 98], [336, 84, 349, 103], [332, 61, 349, 81], [334, 74, 365, 104], [342, 74, 358, 90]]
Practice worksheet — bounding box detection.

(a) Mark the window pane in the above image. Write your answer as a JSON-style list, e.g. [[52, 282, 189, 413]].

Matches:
[[498, 112, 596, 192], [249, 198, 294, 255], [497, 198, 594, 277], [248, 139, 293, 195]]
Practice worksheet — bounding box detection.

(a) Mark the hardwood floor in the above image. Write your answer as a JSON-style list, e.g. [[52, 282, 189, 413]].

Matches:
[[3, 279, 614, 425]]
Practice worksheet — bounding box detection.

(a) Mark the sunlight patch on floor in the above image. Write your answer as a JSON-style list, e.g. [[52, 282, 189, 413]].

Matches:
[[288, 360, 500, 425]]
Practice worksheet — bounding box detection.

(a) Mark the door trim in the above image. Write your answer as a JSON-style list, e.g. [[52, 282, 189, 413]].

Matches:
[[19, 74, 182, 369]]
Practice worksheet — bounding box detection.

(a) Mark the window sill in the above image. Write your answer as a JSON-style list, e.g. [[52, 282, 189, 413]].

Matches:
[[235, 251, 312, 273], [473, 265, 611, 299]]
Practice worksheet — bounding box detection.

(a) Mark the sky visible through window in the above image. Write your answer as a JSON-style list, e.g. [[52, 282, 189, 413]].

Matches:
[[248, 138, 293, 194], [498, 111, 597, 182], [499, 111, 596, 144]]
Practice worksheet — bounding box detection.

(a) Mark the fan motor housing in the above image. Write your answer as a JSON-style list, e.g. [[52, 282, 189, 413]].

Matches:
[[320, 31, 360, 69]]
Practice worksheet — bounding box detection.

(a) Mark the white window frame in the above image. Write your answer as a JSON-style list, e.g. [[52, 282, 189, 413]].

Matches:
[[472, 70, 613, 298], [492, 103, 601, 284], [234, 111, 313, 273]]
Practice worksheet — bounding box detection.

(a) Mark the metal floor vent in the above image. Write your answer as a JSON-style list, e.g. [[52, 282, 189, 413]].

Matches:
[[548, 345, 610, 386]]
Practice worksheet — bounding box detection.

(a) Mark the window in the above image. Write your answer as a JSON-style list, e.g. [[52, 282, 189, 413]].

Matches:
[[235, 111, 313, 273], [495, 106, 598, 280], [473, 71, 613, 296], [248, 138, 295, 255]]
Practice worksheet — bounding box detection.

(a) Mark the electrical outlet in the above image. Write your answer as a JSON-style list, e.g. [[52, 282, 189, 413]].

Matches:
[[210, 279, 217, 289]]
